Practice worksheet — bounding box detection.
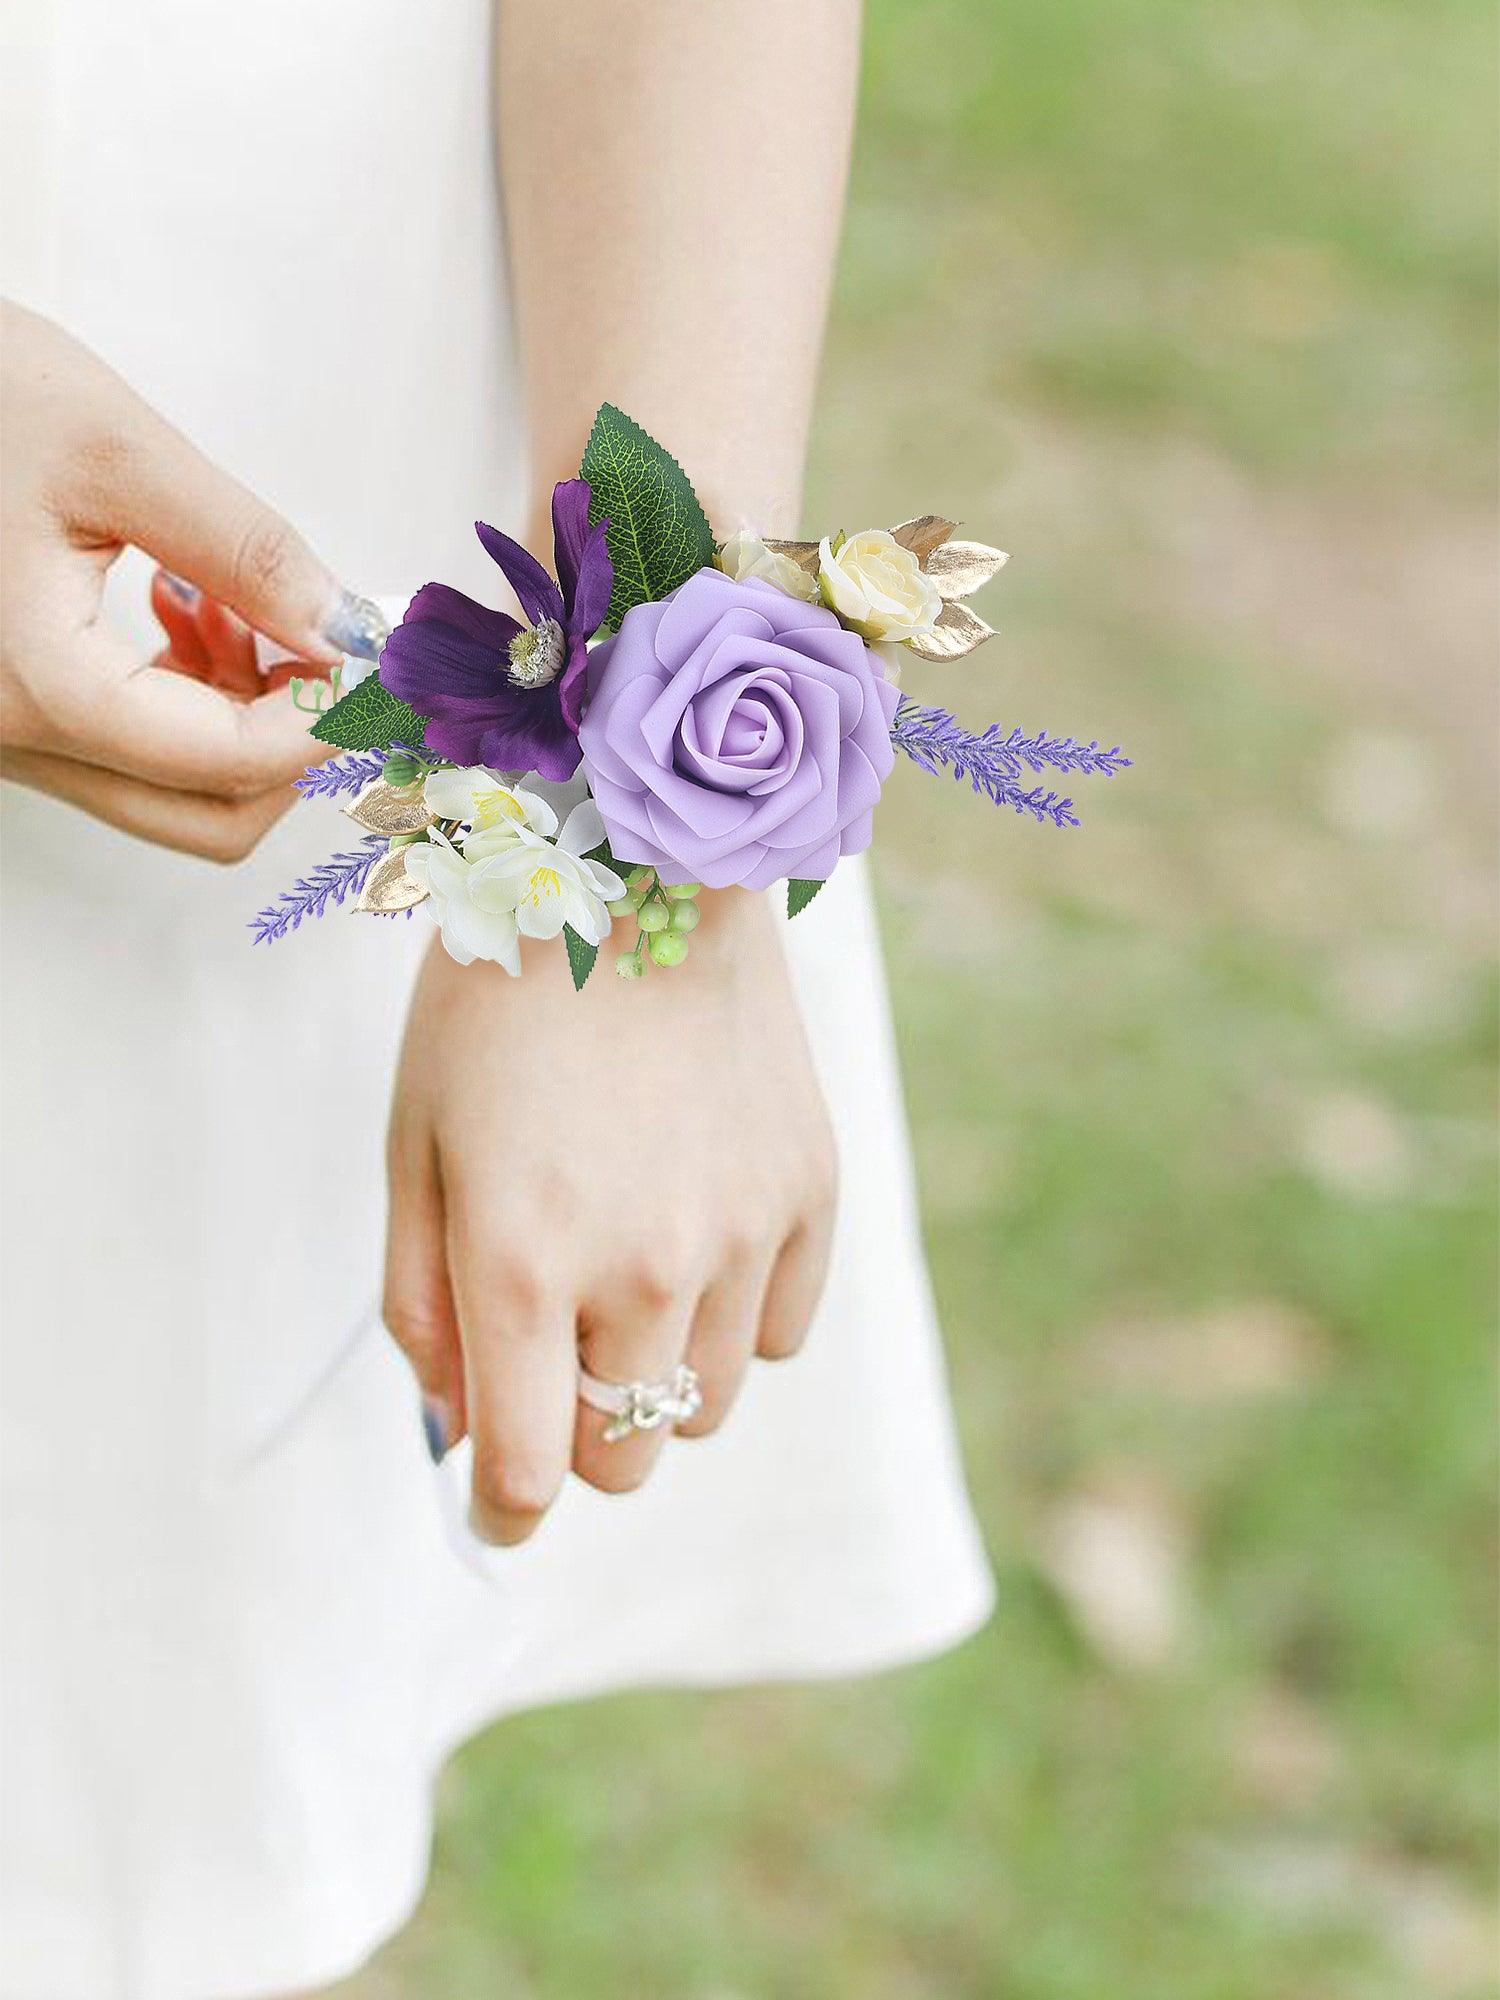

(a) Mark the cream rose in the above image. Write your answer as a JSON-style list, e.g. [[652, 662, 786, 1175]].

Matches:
[[816, 528, 942, 643], [714, 528, 820, 603]]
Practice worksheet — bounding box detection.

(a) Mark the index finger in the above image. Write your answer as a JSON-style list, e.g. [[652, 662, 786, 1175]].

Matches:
[[75, 386, 343, 665]]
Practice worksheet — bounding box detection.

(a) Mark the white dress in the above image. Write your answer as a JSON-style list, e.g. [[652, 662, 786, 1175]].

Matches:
[[0, 3, 993, 1995]]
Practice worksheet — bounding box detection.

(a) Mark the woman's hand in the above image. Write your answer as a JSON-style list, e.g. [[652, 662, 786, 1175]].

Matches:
[[0, 301, 360, 860], [384, 891, 838, 1544]]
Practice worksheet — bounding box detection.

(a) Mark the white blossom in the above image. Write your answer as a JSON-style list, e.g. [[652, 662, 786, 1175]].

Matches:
[[402, 829, 523, 972], [817, 528, 941, 643], [464, 796, 626, 946], [715, 529, 820, 604]]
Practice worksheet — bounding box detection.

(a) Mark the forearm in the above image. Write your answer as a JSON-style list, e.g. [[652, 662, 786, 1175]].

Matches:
[[496, 0, 861, 544]]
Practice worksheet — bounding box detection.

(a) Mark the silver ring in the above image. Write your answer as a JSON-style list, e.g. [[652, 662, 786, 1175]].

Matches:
[[578, 1362, 703, 1443]]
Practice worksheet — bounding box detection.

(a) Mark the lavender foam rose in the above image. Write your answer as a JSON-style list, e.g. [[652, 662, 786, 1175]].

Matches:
[[577, 568, 900, 892]]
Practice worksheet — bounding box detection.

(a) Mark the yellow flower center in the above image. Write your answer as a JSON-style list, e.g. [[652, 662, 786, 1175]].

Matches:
[[472, 786, 528, 830], [523, 865, 561, 907]]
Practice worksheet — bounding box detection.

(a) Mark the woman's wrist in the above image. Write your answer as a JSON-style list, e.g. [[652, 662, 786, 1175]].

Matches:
[[420, 882, 777, 1008], [594, 885, 774, 989]]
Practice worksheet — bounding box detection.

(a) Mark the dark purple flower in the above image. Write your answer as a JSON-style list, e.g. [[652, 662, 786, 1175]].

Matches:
[[379, 480, 613, 781]]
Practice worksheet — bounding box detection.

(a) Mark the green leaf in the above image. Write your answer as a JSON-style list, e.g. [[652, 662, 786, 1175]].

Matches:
[[580, 403, 715, 631], [564, 925, 599, 991], [310, 674, 427, 753], [584, 837, 634, 884], [787, 877, 828, 919]]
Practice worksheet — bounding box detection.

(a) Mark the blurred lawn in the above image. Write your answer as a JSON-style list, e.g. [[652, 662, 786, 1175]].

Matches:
[[351, 4, 1498, 1994]]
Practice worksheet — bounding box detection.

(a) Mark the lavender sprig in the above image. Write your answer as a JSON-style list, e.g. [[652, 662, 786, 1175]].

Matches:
[[293, 744, 429, 801], [250, 837, 389, 944], [981, 725, 1130, 781], [890, 701, 1130, 829]]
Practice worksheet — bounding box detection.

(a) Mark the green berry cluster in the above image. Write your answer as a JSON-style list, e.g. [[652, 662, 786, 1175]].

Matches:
[[610, 866, 700, 977]]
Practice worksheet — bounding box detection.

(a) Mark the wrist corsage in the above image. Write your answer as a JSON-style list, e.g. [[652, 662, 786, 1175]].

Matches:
[[253, 405, 1130, 986]]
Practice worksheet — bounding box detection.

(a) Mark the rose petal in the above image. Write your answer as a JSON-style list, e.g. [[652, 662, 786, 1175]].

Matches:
[[651, 568, 769, 667], [576, 569, 895, 890], [636, 617, 776, 763]]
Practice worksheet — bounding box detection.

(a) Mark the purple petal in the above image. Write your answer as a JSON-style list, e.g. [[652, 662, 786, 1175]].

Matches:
[[550, 480, 594, 601], [422, 678, 579, 781], [401, 582, 521, 653], [474, 520, 565, 628], [556, 637, 592, 735], [585, 767, 658, 849], [421, 711, 502, 768], [568, 518, 614, 641], [476, 698, 582, 782], [653, 570, 772, 670], [381, 616, 511, 708]]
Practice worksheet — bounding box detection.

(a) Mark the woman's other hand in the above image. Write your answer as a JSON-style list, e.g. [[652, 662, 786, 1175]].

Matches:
[[148, 568, 300, 703], [384, 891, 838, 1544], [0, 300, 357, 860]]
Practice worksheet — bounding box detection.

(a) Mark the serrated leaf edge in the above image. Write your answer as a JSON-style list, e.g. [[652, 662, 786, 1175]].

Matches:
[[309, 674, 427, 753], [787, 876, 828, 918], [582, 403, 714, 630], [563, 924, 599, 990]]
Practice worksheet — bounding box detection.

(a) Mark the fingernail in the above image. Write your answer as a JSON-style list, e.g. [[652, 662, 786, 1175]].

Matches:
[[324, 589, 390, 663], [160, 570, 199, 604], [421, 1394, 452, 1463]]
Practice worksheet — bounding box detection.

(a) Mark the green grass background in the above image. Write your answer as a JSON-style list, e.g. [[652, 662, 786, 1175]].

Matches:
[[348, 4, 1498, 1993]]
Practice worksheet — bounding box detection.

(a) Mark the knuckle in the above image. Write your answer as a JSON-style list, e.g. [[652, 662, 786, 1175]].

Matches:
[[468, 1249, 552, 1319], [616, 1235, 693, 1311], [717, 1225, 762, 1270], [451, 1215, 556, 1309], [230, 510, 304, 608], [624, 1264, 679, 1314], [382, 1294, 445, 1369], [612, 1264, 680, 1312], [70, 424, 138, 513]]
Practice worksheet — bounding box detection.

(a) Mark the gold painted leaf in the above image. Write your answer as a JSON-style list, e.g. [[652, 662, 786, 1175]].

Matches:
[[906, 601, 995, 662], [341, 778, 434, 837], [354, 847, 429, 914], [762, 538, 821, 575], [890, 516, 957, 562], [923, 539, 1009, 601]]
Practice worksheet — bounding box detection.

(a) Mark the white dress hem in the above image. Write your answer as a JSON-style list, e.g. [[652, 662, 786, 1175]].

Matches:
[[198, 1582, 995, 2000]]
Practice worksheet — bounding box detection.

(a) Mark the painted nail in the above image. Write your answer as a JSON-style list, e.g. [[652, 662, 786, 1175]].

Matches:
[[159, 570, 199, 604], [421, 1395, 452, 1464], [324, 589, 390, 663]]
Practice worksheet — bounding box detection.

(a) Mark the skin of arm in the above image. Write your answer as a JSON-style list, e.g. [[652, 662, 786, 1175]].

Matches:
[[499, 0, 861, 546], [382, 1, 861, 1544]]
